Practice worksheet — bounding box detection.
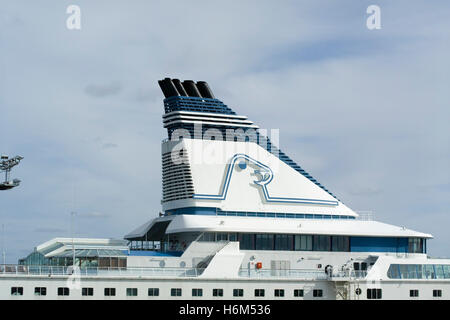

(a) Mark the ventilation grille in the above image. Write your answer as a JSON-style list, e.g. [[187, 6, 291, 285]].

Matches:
[[162, 149, 194, 203]]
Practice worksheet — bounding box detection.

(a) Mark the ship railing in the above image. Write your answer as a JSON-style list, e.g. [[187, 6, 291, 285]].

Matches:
[[0, 264, 205, 278], [355, 211, 374, 221], [238, 268, 328, 280], [330, 270, 368, 279]]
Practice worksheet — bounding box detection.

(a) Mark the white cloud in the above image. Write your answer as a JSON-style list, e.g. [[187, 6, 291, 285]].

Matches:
[[1, 0, 449, 262]]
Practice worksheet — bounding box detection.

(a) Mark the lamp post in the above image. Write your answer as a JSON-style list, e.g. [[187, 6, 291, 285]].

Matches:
[[71, 212, 76, 268]]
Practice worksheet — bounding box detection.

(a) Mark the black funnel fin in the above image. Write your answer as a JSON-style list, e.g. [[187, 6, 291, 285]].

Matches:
[[158, 78, 180, 98], [196, 81, 215, 99], [182, 80, 201, 97], [172, 79, 188, 96]]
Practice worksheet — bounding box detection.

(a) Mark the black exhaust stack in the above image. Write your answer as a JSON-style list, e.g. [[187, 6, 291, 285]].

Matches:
[[196, 81, 215, 99], [158, 78, 180, 98], [182, 80, 202, 97], [172, 79, 188, 96]]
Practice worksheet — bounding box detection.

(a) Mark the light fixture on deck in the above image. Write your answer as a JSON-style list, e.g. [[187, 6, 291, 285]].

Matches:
[[0, 155, 24, 190]]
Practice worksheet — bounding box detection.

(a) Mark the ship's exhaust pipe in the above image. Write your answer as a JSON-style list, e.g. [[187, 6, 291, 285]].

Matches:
[[158, 78, 216, 99], [182, 80, 202, 97], [158, 78, 180, 98], [172, 79, 188, 96], [196, 81, 215, 99]]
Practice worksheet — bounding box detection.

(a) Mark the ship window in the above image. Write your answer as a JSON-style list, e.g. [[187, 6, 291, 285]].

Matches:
[[104, 288, 116, 296], [255, 234, 274, 250], [192, 288, 203, 297], [213, 289, 223, 297], [313, 289, 323, 297], [199, 233, 215, 242], [57, 287, 70, 296], [82, 288, 94, 296], [435, 265, 445, 279], [126, 288, 138, 296], [171, 288, 182, 297], [11, 287, 23, 296], [254, 289, 265, 297], [367, 288, 382, 299], [233, 289, 244, 297], [410, 289, 419, 297], [274, 234, 293, 251], [294, 289, 304, 297], [313, 236, 331, 251], [148, 288, 159, 296], [361, 262, 368, 271], [274, 289, 284, 297], [216, 233, 228, 241], [294, 235, 312, 251], [424, 265, 436, 279], [444, 265, 450, 279], [34, 287, 46, 296], [353, 263, 360, 271], [228, 233, 237, 241], [331, 236, 350, 252], [433, 290, 442, 297], [239, 234, 255, 250], [408, 238, 424, 253]]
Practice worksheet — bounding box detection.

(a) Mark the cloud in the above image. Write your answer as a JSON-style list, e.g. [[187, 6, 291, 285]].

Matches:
[[347, 187, 382, 197], [34, 227, 66, 233], [78, 212, 110, 218], [101, 143, 118, 149], [84, 82, 122, 98], [1, 1, 449, 263]]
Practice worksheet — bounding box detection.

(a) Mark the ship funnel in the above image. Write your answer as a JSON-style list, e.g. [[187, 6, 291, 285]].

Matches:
[[196, 81, 215, 99], [182, 80, 202, 97], [158, 78, 180, 98], [172, 79, 188, 96]]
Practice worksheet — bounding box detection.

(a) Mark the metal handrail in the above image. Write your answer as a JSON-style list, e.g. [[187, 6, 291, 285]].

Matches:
[[238, 268, 328, 280], [0, 264, 205, 278]]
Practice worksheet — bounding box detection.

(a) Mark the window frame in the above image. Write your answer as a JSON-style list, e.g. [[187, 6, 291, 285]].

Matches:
[[294, 289, 304, 297], [148, 288, 159, 296], [126, 288, 138, 297], [213, 288, 223, 297], [34, 287, 47, 296], [313, 289, 323, 298], [233, 289, 244, 297], [192, 288, 203, 297], [11, 287, 24, 296], [171, 288, 182, 297], [104, 288, 116, 296], [82, 287, 94, 296], [274, 289, 285, 297]]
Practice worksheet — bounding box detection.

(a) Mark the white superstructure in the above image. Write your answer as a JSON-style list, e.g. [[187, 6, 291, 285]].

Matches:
[[1, 78, 449, 300]]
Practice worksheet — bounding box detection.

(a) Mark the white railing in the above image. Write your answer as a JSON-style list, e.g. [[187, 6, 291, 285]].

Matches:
[[238, 268, 328, 280], [0, 265, 205, 278], [355, 211, 374, 221], [330, 270, 368, 279]]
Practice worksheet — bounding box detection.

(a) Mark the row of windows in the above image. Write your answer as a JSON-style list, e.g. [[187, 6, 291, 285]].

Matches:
[[239, 234, 350, 252], [10, 286, 445, 298], [410, 289, 442, 297], [10, 287, 310, 298], [198, 233, 426, 254], [387, 264, 450, 279], [171, 288, 311, 298]]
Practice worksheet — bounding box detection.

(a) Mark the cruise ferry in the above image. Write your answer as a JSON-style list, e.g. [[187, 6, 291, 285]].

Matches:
[[1, 78, 449, 300]]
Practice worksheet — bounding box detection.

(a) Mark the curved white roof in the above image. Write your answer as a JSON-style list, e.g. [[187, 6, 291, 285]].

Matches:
[[164, 215, 433, 238]]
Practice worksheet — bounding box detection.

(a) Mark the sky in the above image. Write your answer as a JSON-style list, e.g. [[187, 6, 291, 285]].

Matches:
[[0, 1, 449, 262]]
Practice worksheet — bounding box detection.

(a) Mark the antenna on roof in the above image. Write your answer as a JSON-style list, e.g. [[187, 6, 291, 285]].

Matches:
[[1, 224, 5, 265]]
